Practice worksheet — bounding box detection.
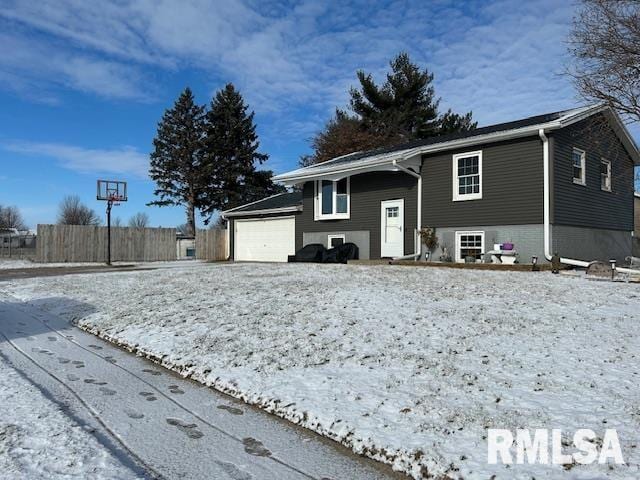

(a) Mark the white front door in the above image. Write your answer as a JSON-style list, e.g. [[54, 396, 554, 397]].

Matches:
[[380, 199, 404, 258]]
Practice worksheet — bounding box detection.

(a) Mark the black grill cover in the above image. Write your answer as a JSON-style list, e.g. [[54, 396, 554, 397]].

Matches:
[[322, 242, 359, 263], [291, 243, 326, 262]]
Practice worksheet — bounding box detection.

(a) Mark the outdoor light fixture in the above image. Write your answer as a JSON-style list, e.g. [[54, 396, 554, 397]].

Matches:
[[609, 259, 616, 281]]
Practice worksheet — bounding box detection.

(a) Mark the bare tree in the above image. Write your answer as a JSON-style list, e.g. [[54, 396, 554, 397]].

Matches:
[[57, 195, 101, 225], [112, 217, 123, 227], [128, 212, 150, 228], [0, 205, 28, 231], [568, 0, 640, 123]]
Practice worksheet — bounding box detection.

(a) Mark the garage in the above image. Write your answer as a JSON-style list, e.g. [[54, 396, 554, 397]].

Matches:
[[234, 217, 295, 262], [221, 192, 302, 262]]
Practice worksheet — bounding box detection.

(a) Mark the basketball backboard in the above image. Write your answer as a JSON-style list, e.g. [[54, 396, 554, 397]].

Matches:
[[97, 180, 127, 203]]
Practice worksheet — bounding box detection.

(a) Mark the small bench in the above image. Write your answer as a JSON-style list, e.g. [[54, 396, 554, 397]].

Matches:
[[487, 250, 518, 265]]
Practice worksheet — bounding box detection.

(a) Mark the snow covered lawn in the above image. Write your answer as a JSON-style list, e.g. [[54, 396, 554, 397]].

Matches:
[[0, 354, 137, 479], [2, 263, 639, 479]]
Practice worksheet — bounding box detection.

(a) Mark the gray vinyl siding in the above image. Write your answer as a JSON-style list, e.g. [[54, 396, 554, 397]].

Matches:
[[552, 115, 635, 231], [421, 136, 544, 227], [297, 171, 418, 258]]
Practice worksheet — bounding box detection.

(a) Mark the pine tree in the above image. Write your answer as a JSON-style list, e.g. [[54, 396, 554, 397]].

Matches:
[[200, 84, 281, 222], [148, 87, 206, 237], [303, 53, 477, 166], [350, 52, 442, 142]]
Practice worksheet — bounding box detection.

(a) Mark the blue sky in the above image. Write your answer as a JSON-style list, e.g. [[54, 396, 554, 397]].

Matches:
[[0, 0, 638, 229]]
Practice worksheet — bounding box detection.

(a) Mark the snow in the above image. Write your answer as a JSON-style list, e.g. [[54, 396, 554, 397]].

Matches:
[[0, 353, 137, 479], [0, 259, 206, 270], [2, 262, 639, 479]]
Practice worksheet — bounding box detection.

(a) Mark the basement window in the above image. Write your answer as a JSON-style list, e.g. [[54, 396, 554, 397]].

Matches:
[[453, 151, 482, 201], [455, 231, 484, 263], [600, 158, 612, 192], [572, 148, 586, 185], [314, 178, 350, 220]]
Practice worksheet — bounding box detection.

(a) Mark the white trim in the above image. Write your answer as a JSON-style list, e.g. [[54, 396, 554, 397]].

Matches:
[[380, 199, 404, 258], [600, 157, 612, 192], [223, 206, 301, 218], [572, 147, 586, 186], [327, 234, 346, 248], [314, 177, 350, 220], [455, 230, 485, 263], [452, 150, 483, 201]]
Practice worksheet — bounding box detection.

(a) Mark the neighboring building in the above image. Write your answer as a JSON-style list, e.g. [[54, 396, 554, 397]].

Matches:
[[224, 104, 639, 263], [176, 234, 196, 260], [634, 192, 640, 257]]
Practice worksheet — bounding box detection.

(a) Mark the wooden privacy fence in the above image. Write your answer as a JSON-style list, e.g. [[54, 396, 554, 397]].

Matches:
[[37, 224, 177, 263], [195, 228, 227, 261]]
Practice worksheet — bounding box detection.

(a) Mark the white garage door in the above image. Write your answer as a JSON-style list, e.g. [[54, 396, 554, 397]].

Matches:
[[234, 217, 295, 262]]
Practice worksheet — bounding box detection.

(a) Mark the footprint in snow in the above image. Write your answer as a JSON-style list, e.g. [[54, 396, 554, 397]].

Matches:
[[84, 378, 96, 384], [214, 461, 253, 480], [139, 392, 157, 401], [166, 418, 204, 439], [104, 356, 117, 364], [217, 405, 244, 415], [242, 438, 271, 457], [47, 336, 57, 342], [57, 358, 70, 364], [124, 408, 144, 420], [142, 368, 161, 376], [67, 374, 80, 382], [26, 337, 35, 342], [88, 344, 102, 350], [168, 385, 185, 395], [99, 387, 116, 396]]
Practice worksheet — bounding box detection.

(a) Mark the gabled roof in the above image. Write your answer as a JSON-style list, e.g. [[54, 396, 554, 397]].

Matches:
[[221, 191, 302, 218], [274, 104, 640, 185]]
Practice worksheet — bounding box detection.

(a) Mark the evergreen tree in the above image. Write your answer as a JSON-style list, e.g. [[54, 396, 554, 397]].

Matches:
[[350, 52, 442, 142], [200, 84, 280, 222], [303, 53, 477, 166], [148, 87, 206, 237], [438, 109, 477, 135]]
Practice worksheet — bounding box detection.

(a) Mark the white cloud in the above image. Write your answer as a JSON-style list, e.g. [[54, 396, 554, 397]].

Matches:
[[0, 0, 596, 141], [2, 141, 149, 179]]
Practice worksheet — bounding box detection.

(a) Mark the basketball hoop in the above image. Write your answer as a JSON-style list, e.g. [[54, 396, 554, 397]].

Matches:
[[97, 180, 128, 265]]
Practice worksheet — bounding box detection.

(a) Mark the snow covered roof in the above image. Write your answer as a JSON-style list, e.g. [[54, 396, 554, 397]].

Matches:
[[274, 104, 640, 186]]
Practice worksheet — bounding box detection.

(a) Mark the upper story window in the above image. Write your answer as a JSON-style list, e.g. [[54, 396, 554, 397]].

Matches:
[[600, 158, 612, 192], [572, 148, 586, 186], [314, 177, 350, 220], [452, 151, 482, 201]]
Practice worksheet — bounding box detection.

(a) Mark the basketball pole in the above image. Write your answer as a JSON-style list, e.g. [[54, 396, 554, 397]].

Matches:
[[106, 199, 113, 266]]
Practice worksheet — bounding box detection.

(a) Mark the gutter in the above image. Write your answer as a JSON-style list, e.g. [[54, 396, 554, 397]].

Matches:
[[539, 129, 590, 268], [391, 159, 422, 261]]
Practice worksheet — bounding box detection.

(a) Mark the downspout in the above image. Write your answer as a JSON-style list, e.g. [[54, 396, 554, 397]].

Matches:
[[539, 129, 590, 268], [392, 159, 422, 261]]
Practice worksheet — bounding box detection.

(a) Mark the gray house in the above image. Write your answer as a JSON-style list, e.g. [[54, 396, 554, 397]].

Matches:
[[223, 104, 639, 264]]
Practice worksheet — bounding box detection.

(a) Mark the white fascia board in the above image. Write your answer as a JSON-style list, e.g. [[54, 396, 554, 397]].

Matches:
[[222, 206, 302, 218]]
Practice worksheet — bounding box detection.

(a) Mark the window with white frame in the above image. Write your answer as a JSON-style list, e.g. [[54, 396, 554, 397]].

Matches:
[[327, 234, 345, 248], [600, 158, 611, 191], [455, 231, 484, 263], [572, 148, 586, 185], [314, 177, 350, 220], [453, 151, 482, 201]]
